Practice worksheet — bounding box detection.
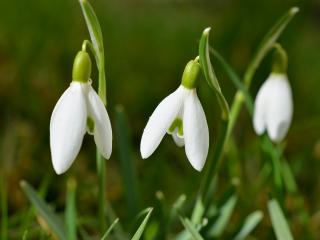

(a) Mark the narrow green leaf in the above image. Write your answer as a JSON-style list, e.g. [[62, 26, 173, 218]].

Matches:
[[114, 105, 140, 218], [131, 207, 153, 240], [101, 218, 119, 240], [268, 198, 294, 240], [243, 7, 299, 87], [199, 27, 229, 120], [79, 0, 103, 59], [209, 47, 254, 115], [207, 195, 237, 237], [65, 178, 77, 240], [79, 0, 106, 105], [234, 211, 264, 240], [20, 181, 67, 240], [179, 217, 204, 240], [281, 159, 297, 193]]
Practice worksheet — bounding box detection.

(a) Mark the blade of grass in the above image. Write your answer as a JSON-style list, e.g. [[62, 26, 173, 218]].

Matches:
[[281, 159, 297, 193], [234, 211, 264, 240], [131, 207, 153, 240], [65, 178, 77, 240], [114, 105, 140, 218], [207, 195, 237, 238], [101, 218, 119, 240], [20, 181, 67, 240], [268, 198, 294, 240], [179, 217, 204, 240], [209, 47, 253, 114]]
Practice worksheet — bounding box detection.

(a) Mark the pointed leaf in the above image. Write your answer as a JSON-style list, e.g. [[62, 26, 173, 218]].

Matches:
[[244, 7, 299, 87], [234, 211, 264, 240], [268, 198, 294, 240], [131, 208, 153, 240], [179, 217, 204, 240], [79, 0, 106, 105], [207, 195, 237, 237], [199, 27, 229, 120], [20, 181, 67, 240], [101, 218, 119, 240]]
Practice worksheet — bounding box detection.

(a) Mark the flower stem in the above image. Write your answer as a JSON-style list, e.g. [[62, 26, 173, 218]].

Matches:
[[192, 7, 298, 224], [97, 151, 106, 233]]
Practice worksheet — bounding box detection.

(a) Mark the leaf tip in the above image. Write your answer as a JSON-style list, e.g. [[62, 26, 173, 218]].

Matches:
[[290, 7, 299, 15], [20, 180, 27, 188], [203, 27, 211, 35]]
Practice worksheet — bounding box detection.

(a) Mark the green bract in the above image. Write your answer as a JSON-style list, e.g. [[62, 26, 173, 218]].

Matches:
[[72, 51, 92, 83], [272, 44, 288, 74], [181, 59, 201, 89]]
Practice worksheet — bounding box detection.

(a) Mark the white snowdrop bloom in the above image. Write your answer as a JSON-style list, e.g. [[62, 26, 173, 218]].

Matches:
[[253, 73, 293, 143], [140, 59, 209, 171], [50, 51, 112, 174]]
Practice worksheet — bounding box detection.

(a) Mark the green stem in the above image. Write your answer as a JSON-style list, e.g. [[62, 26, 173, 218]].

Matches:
[[192, 7, 298, 223], [66, 178, 77, 240], [96, 151, 106, 234]]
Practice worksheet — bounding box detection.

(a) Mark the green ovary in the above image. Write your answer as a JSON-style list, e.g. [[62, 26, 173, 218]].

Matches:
[[168, 118, 183, 137]]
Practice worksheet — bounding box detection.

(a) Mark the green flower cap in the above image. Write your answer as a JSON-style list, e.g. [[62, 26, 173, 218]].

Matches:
[[272, 44, 288, 74], [72, 51, 92, 83], [181, 58, 201, 89]]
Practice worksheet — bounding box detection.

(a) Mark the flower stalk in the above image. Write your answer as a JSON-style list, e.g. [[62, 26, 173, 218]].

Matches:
[[191, 7, 298, 224]]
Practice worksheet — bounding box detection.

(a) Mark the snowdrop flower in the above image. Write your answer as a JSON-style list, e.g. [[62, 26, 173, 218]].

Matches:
[[140, 59, 209, 171], [253, 45, 293, 143], [50, 51, 112, 174]]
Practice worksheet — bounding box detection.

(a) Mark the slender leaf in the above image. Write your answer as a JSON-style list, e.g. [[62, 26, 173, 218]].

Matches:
[[79, 0, 106, 105], [207, 195, 237, 237], [234, 211, 264, 240], [20, 181, 67, 240], [281, 159, 297, 193], [65, 178, 77, 240], [114, 105, 140, 218], [101, 218, 119, 240], [131, 208, 153, 240], [179, 217, 204, 240], [243, 7, 299, 87], [210, 47, 254, 114], [79, 0, 103, 59], [268, 198, 294, 240], [199, 27, 229, 120]]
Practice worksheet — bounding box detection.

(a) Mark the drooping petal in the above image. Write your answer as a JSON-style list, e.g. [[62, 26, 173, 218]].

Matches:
[[265, 74, 293, 142], [253, 77, 273, 135], [183, 90, 209, 171], [87, 85, 112, 159], [171, 131, 185, 147], [140, 86, 187, 158], [50, 82, 87, 174]]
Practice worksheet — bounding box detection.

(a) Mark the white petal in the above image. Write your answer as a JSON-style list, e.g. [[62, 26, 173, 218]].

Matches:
[[50, 82, 87, 174], [183, 90, 209, 171], [253, 77, 274, 135], [140, 86, 187, 158], [265, 74, 293, 142], [172, 131, 185, 147], [87, 86, 112, 159]]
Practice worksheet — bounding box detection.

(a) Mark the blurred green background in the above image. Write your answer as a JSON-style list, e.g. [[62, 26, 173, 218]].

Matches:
[[0, 0, 320, 239]]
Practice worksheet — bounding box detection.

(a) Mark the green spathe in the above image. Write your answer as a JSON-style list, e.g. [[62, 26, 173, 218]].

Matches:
[[272, 44, 288, 74], [181, 59, 201, 89], [72, 51, 92, 83]]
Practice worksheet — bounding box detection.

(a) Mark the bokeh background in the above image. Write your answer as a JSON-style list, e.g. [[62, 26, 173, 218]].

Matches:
[[0, 0, 320, 239]]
